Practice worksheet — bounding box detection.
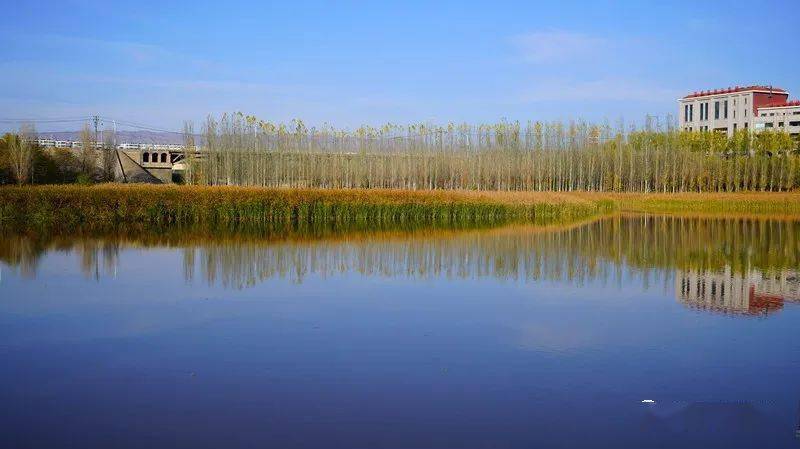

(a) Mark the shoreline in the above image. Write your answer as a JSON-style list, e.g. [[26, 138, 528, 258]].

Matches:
[[2, 185, 800, 233]]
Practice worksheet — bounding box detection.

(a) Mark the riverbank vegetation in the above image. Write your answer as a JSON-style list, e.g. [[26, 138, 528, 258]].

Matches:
[[0, 126, 115, 185], [600, 192, 800, 216], [3, 115, 799, 192], [186, 113, 800, 192], [0, 185, 614, 232], [2, 185, 800, 234]]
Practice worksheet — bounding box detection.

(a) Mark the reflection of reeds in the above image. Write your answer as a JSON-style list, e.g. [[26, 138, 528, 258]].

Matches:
[[185, 215, 799, 289], [3, 215, 798, 290]]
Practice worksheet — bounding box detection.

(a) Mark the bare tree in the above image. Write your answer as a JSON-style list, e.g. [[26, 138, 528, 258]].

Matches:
[[7, 123, 36, 185], [101, 128, 118, 182], [182, 121, 196, 184], [78, 123, 97, 179]]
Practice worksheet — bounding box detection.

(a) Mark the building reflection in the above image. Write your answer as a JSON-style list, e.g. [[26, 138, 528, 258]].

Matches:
[[676, 267, 800, 315]]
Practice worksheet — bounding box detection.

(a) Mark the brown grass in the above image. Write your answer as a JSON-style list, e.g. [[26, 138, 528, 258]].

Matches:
[[0, 184, 614, 232]]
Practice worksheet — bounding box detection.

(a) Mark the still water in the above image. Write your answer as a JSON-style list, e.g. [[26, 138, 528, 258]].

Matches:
[[1, 215, 800, 448]]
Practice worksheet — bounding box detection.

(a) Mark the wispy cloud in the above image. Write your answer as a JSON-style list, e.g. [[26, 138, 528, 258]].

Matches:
[[519, 77, 683, 103], [512, 30, 607, 64], [31, 34, 213, 70], [78, 75, 281, 92], [508, 30, 681, 106]]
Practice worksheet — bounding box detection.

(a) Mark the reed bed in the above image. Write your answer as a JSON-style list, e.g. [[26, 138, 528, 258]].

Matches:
[[4, 185, 800, 235], [0, 184, 613, 232], [596, 192, 800, 216]]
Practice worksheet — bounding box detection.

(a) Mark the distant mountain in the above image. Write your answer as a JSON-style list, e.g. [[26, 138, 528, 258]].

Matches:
[[36, 130, 195, 145]]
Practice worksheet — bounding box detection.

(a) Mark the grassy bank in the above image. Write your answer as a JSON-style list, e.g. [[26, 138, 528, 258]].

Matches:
[[2, 185, 800, 234], [606, 192, 800, 217], [0, 185, 613, 233]]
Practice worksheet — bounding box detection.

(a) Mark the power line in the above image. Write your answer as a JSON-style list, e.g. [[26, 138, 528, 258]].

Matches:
[[0, 117, 91, 124], [102, 117, 185, 135], [0, 115, 185, 134]]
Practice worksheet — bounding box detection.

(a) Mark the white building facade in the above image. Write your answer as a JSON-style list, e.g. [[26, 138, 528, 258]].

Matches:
[[678, 85, 799, 137], [754, 101, 800, 136]]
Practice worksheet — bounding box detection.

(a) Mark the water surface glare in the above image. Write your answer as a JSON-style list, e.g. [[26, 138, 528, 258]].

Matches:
[[2, 215, 800, 448]]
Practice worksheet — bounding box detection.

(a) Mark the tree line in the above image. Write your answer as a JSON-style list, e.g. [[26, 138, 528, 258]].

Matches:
[[187, 113, 799, 192], [3, 114, 799, 192], [0, 123, 117, 185]]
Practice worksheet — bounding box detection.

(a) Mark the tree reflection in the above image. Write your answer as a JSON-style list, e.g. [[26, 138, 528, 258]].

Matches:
[[2, 216, 799, 312]]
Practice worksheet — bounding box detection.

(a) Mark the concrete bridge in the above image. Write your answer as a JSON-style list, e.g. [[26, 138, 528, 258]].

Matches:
[[117, 148, 192, 183], [36, 139, 195, 184]]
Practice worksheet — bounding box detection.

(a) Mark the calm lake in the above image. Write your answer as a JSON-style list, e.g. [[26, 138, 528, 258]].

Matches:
[[2, 215, 799, 448]]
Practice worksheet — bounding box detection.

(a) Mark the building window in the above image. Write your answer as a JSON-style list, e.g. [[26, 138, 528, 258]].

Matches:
[[790, 121, 800, 127], [761, 113, 766, 117], [724, 100, 728, 119], [690, 104, 694, 121], [733, 123, 737, 131], [143, 153, 149, 163], [778, 122, 784, 127], [684, 105, 689, 122], [765, 123, 774, 128], [161, 153, 168, 163], [744, 122, 748, 129], [714, 101, 720, 119]]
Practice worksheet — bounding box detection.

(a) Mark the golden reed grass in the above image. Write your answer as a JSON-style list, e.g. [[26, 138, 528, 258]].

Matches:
[[0, 184, 615, 232], [2, 185, 800, 235]]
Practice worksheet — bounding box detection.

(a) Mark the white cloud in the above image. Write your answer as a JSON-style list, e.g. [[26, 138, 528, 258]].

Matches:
[[512, 30, 607, 64]]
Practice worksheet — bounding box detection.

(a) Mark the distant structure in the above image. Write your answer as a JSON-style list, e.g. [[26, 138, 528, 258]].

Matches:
[[678, 85, 800, 137], [34, 139, 196, 183], [35, 139, 187, 152], [676, 267, 800, 315]]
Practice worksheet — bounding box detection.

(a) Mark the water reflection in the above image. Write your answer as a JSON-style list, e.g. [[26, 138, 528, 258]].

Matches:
[[2, 215, 800, 315], [677, 267, 800, 315], [3, 215, 800, 448]]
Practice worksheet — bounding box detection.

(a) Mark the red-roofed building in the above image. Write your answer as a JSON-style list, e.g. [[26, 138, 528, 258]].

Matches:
[[678, 85, 800, 136], [754, 100, 800, 135]]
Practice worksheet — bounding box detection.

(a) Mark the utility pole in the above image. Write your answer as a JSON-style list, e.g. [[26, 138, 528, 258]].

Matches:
[[93, 115, 100, 144]]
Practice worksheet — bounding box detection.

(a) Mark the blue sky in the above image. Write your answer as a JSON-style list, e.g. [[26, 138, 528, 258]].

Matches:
[[2, 0, 798, 131]]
